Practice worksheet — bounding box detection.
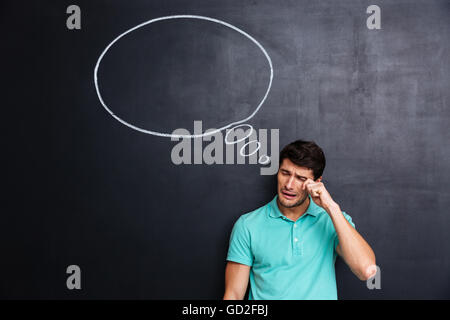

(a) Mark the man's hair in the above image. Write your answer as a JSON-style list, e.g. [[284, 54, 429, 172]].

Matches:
[[279, 140, 326, 180]]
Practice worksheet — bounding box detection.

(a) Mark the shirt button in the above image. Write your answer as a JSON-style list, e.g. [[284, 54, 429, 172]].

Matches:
[[294, 238, 298, 242], [294, 224, 297, 228]]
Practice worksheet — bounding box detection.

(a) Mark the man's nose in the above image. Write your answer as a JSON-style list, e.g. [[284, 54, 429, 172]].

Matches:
[[286, 176, 295, 189]]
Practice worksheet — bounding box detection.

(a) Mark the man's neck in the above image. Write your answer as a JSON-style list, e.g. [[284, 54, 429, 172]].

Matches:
[[277, 196, 310, 222]]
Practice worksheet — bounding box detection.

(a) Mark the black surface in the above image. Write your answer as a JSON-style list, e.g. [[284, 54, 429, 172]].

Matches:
[[1, 0, 450, 299]]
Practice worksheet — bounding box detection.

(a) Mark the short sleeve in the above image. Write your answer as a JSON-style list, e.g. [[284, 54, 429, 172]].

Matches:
[[333, 211, 356, 251], [226, 216, 254, 267]]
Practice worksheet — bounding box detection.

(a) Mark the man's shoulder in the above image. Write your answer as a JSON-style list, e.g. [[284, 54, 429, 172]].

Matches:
[[236, 199, 272, 226]]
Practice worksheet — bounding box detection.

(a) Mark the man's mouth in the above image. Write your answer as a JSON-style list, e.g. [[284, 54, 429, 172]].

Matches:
[[281, 190, 297, 200]]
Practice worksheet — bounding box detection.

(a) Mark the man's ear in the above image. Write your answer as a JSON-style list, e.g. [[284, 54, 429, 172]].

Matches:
[[316, 176, 323, 182]]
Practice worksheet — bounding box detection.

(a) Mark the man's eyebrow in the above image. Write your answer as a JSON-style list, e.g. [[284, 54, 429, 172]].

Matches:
[[280, 168, 309, 180]]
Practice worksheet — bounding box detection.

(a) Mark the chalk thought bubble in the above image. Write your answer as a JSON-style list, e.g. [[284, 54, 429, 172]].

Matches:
[[94, 15, 273, 139]]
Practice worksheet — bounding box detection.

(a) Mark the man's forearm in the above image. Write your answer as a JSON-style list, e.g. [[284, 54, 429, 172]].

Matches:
[[325, 202, 376, 281]]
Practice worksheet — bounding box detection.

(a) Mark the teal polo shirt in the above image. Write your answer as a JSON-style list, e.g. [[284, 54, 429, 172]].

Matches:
[[226, 194, 355, 300]]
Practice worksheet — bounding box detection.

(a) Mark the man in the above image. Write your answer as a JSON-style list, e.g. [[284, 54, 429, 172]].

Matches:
[[223, 140, 376, 300]]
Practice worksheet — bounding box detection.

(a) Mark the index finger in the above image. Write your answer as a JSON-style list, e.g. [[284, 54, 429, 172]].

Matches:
[[302, 178, 315, 190]]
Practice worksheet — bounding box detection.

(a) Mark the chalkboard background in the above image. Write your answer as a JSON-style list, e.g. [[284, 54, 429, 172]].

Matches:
[[2, 0, 450, 299]]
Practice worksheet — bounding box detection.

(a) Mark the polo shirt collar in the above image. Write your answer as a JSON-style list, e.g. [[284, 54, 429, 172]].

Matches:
[[269, 194, 321, 219]]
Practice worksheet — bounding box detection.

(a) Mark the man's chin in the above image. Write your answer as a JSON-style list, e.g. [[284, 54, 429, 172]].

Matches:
[[278, 197, 296, 208]]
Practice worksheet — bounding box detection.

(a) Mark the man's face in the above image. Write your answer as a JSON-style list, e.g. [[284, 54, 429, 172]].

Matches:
[[277, 158, 320, 208]]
